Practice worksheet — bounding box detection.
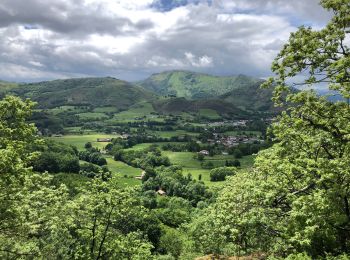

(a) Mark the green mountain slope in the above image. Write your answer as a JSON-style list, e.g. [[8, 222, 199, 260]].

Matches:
[[152, 97, 247, 116], [138, 70, 261, 99], [7, 77, 155, 109], [220, 81, 275, 111], [0, 80, 19, 95]]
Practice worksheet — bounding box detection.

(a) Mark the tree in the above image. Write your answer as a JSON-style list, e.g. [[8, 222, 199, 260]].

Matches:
[[159, 228, 184, 259], [66, 177, 155, 259], [0, 96, 155, 259], [85, 142, 92, 149], [209, 167, 237, 182], [191, 0, 350, 258], [0, 96, 70, 258], [197, 153, 205, 161], [201, 161, 214, 169], [225, 159, 241, 167]]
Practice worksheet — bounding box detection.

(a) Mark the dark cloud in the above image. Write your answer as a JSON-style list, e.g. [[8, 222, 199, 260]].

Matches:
[[0, 0, 153, 36]]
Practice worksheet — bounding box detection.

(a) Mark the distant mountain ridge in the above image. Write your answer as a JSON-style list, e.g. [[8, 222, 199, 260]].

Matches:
[[0, 71, 276, 115], [2, 77, 155, 109], [138, 70, 262, 99]]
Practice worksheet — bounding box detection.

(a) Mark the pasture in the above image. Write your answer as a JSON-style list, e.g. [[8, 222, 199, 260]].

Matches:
[[49, 133, 119, 150], [105, 157, 142, 187], [162, 151, 255, 186]]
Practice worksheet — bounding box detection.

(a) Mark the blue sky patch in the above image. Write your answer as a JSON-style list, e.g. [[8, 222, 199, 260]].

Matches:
[[150, 0, 212, 12]]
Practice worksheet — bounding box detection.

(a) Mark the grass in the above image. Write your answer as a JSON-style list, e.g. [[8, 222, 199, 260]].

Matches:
[[49, 105, 78, 115], [64, 126, 82, 134], [78, 112, 109, 120], [163, 151, 202, 168], [161, 151, 215, 185], [112, 102, 154, 120], [93, 107, 118, 113], [199, 109, 221, 120], [125, 143, 154, 151], [105, 157, 142, 187], [162, 151, 256, 186], [48, 133, 118, 150]]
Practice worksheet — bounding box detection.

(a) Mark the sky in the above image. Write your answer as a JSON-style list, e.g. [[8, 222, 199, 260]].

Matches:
[[0, 0, 332, 82]]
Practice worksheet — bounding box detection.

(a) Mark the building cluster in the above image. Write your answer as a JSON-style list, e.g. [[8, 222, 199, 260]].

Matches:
[[207, 134, 262, 147], [207, 120, 248, 127]]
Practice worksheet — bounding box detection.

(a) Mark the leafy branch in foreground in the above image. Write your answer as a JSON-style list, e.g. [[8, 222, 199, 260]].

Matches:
[[0, 95, 155, 259], [190, 0, 350, 258]]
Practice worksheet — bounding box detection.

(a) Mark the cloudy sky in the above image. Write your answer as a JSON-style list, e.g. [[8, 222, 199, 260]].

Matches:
[[0, 0, 332, 82]]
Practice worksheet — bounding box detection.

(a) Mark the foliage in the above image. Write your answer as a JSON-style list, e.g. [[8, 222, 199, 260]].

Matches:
[[159, 228, 184, 259], [142, 166, 212, 206], [209, 167, 237, 182], [79, 148, 107, 166], [190, 0, 350, 258], [114, 149, 171, 169], [0, 96, 156, 258], [32, 140, 80, 173]]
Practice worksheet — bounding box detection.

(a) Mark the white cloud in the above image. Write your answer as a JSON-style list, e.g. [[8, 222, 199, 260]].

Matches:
[[0, 0, 333, 82], [185, 52, 213, 67]]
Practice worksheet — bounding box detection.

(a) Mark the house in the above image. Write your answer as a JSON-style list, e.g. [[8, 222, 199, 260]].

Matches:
[[198, 150, 209, 156], [157, 189, 166, 196], [97, 138, 111, 142]]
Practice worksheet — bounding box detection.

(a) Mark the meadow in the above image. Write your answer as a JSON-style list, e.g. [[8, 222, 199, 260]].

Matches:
[[49, 133, 119, 150]]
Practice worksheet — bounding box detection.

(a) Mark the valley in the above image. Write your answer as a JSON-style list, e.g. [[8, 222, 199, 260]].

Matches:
[[0, 70, 272, 191], [1, 1, 349, 258]]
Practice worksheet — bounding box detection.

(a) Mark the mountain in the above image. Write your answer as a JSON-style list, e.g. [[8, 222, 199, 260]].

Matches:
[[220, 81, 275, 111], [4, 77, 155, 109], [152, 97, 247, 116], [138, 70, 262, 99], [0, 72, 276, 116], [316, 89, 345, 102], [0, 80, 19, 95]]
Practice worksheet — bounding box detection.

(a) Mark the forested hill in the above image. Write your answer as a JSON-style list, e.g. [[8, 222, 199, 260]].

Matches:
[[2, 77, 155, 109], [138, 70, 262, 99], [220, 81, 275, 111], [0, 80, 19, 95], [0, 72, 276, 114]]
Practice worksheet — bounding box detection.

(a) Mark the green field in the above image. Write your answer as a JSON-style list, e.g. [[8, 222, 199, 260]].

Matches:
[[93, 106, 119, 113], [110, 102, 155, 121], [163, 151, 255, 186], [125, 143, 154, 151], [105, 157, 142, 187], [78, 112, 109, 120], [49, 131, 257, 187], [49, 105, 78, 115], [49, 133, 118, 150], [199, 108, 221, 120]]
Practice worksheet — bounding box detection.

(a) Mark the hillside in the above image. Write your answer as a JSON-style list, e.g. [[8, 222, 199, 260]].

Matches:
[[138, 70, 262, 99], [6, 77, 155, 109], [152, 97, 247, 116], [0, 80, 19, 95], [220, 81, 275, 111]]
